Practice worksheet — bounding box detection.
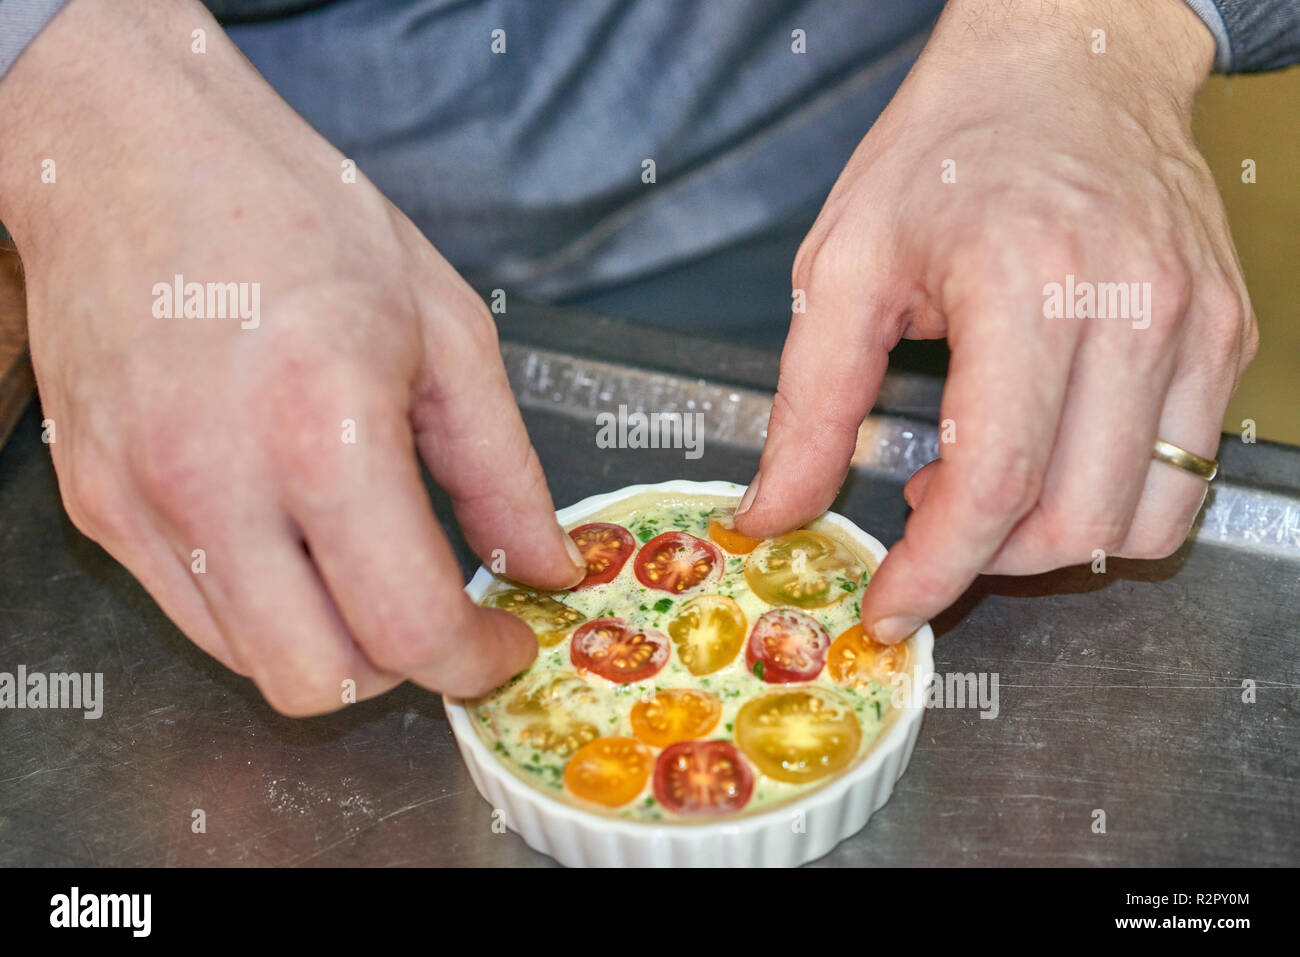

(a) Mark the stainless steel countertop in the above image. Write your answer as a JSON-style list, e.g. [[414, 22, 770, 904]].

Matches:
[[1, 303, 1296, 866]]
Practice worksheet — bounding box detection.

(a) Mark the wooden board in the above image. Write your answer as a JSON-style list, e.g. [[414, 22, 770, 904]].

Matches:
[[0, 246, 34, 448]]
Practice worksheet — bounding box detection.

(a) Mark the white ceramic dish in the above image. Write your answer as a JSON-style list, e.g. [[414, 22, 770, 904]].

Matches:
[[444, 479, 935, 867]]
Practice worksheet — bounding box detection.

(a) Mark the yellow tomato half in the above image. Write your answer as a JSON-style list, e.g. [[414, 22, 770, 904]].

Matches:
[[743, 530, 864, 609], [506, 672, 600, 757], [734, 687, 861, 784], [667, 594, 747, 675], [485, 589, 587, 647]]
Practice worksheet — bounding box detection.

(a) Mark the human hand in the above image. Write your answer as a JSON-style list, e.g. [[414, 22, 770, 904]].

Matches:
[[0, 0, 584, 713], [734, 0, 1256, 643]]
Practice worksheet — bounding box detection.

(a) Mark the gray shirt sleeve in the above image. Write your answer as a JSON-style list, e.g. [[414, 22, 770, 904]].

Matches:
[[1184, 0, 1300, 72], [0, 0, 71, 79]]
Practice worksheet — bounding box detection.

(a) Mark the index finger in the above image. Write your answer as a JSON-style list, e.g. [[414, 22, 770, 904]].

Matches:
[[275, 385, 538, 699], [860, 285, 1078, 643], [732, 252, 897, 539]]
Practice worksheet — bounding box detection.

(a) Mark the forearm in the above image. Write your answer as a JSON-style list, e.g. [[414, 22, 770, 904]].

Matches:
[[0, 0, 321, 267]]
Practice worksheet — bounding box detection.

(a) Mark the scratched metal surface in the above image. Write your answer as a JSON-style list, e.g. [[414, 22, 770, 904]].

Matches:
[[0, 303, 1296, 867]]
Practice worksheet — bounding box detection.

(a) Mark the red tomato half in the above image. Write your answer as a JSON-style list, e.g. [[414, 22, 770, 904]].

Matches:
[[571, 617, 670, 683], [745, 607, 831, 683], [653, 740, 754, 816], [634, 532, 722, 594], [569, 523, 636, 588]]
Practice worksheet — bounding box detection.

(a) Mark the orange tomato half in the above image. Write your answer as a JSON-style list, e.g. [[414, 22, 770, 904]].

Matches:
[[827, 624, 907, 689], [707, 509, 762, 555], [629, 688, 722, 748], [563, 737, 654, 807]]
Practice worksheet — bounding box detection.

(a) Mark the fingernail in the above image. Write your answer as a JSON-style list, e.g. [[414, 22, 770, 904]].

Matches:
[[903, 484, 917, 509], [869, 616, 923, 645], [736, 472, 762, 516], [563, 532, 586, 571]]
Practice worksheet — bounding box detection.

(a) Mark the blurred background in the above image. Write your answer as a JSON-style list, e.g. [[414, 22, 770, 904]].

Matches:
[[0, 55, 1295, 448], [1195, 68, 1299, 445]]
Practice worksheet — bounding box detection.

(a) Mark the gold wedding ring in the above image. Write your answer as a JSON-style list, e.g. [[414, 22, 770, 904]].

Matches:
[[1152, 439, 1218, 481]]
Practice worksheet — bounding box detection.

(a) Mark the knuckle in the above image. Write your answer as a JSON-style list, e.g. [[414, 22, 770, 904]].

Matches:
[[1040, 512, 1129, 562], [361, 618, 442, 675], [965, 449, 1042, 518], [1138, 254, 1193, 340], [1194, 277, 1254, 378], [1240, 310, 1260, 367], [131, 423, 215, 516], [1031, 235, 1086, 283], [769, 373, 860, 449], [791, 229, 843, 294], [59, 458, 115, 539], [461, 298, 500, 353]]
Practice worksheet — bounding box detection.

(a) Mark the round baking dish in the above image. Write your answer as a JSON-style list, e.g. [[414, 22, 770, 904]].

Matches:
[[444, 479, 935, 867]]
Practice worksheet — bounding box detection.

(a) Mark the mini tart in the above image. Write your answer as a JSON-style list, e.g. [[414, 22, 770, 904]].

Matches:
[[444, 480, 934, 866]]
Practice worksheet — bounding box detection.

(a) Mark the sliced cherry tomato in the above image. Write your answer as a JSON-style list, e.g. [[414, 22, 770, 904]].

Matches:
[[827, 624, 907, 690], [505, 671, 596, 716], [745, 607, 831, 683], [653, 740, 754, 816], [506, 672, 601, 756], [519, 719, 600, 757], [569, 523, 636, 588], [707, 508, 762, 555], [744, 530, 864, 609], [667, 594, 747, 675], [570, 617, 670, 683], [634, 531, 722, 594], [629, 688, 722, 748], [564, 736, 653, 807], [484, 589, 587, 647], [734, 687, 862, 784]]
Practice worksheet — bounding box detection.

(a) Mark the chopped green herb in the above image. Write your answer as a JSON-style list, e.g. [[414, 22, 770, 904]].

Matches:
[[493, 741, 507, 754], [752, 660, 765, 679], [725, 722, 733, 732], [873, 700, 883, 719], [653, 598, 673, 614]]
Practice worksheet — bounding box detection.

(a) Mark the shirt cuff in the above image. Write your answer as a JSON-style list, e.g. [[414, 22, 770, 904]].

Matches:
[[0, 0, 73, 80], [1182, 0, 1234, 72]]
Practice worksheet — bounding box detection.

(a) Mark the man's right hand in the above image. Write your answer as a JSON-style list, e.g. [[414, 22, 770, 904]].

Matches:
[[0, 0, 584, 714]]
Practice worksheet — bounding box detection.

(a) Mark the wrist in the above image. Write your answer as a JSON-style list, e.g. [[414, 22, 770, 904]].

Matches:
[[924, 0, 1214, 122]]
